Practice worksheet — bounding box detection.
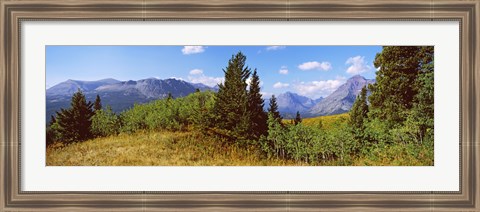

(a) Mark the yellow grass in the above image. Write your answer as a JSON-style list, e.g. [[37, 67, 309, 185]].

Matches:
[[284, 113, 349, 129], [46, 131, 308, 166]]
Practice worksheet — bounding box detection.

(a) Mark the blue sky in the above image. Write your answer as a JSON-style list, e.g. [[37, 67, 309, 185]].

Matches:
[[46, 45, 382, 99]]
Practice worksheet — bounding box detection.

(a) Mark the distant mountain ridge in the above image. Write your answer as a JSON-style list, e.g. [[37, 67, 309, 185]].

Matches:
[[46, 78, 217, 122], [273, 92, 323, 118], [47, 78, 120, 96], [306, 75, 375, 117], [95, 78, 199, 99], [266, 75, 375, 118]]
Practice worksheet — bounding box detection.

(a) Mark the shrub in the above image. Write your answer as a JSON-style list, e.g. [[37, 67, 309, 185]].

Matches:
[[91, 106, 121, 137]]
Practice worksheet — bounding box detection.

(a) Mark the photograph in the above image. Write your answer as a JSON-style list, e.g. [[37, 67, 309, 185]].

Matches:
[[45, 45, 434, 166]]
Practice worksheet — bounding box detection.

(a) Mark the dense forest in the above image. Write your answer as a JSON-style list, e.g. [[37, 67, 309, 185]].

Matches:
[[47, 46, 434, 166]]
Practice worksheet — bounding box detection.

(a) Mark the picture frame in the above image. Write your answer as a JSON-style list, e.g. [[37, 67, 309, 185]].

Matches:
[[1, 0, 478, 211]]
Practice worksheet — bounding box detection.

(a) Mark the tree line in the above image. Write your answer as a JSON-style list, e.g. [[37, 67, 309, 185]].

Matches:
[[47, 47, 434, 165]]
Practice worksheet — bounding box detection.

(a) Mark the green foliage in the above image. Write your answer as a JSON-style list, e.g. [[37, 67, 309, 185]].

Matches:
[[349, 86, 369, 146], [294, 111, 302, 125], [353, 46, 434, 160], [268, 95, 282, 122], [408, 63, 434, 144], [350, 86, 368, 130], [46, 121, 61, 147], [94, 94, 102, 111], [247, 69, 268, 139], [260, 113, 356, 165], [91, 106, 120, 137], [260, 113, 285, 159], [369, 46, 434, 127], [213, 51, 268, 142], [54, 89, 95, 144], [213, 52, 251, 139], [188, 91, 217, 132], [119, 91, 216, 134]]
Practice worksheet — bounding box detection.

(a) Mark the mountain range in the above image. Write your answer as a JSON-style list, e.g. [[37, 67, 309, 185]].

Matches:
[[46, 75, 374, 122], [267, 75, 375, 118], [266, 92, 323, 118], [46, 78, 217, 122], [305, 75, 375, 117]]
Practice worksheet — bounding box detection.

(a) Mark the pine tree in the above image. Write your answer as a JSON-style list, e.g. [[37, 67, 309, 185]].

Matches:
[[294, 111, 302, 125], [55, 89, 95, 143], [48, 115, 56, 126], [404, 61, 434, 144], [213, 52, 251, 139], [368, 46, 434, 127], [93, 94, 102, 111], [268, 95, 282, 122], [350, 86, 369, 130], [349, 86, 369, 144], [247, 69, 267, 138]]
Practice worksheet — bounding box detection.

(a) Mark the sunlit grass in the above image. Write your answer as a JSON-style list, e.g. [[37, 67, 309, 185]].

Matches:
[[46, 131, 307, 166], [47, 113, 432, 166], [284, 113, 349, 129]]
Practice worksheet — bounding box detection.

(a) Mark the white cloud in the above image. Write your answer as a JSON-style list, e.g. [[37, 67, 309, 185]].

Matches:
[[188, 75, 224, 87], [266, 46, 286, 51], [189, 69, 203, 75], [273, 82, 290, 89], [293, 78, 345, 99], [298, 61, 332, 71], [187, 69, 223, 87], [181, 46, 206, 55], [346, 56, 371, 74], [278, 66, 289, 75]]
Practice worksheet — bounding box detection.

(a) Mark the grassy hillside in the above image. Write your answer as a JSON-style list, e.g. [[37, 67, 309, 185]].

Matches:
[[47, 112, 432, 166], [47, 131, 307, 166]]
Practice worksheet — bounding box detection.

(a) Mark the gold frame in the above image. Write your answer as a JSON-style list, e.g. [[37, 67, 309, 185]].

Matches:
[[1, 0, 478, 211]]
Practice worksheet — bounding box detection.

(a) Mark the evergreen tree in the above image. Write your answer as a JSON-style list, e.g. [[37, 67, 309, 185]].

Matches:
[[294, 111, 302, 125], [349, 86, 369, 144], [403, 61, 434, 144], [48, 115, 56, 126], [268, 95, 282, 122], [369, 46, 434, 127], [213, 52, 251, 139], [350, 86, 369, 130], [93, 94, 102, 111], [247, 69, 267, 138], [55, 89, 95, 143], [167, 92, 173, 101]]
